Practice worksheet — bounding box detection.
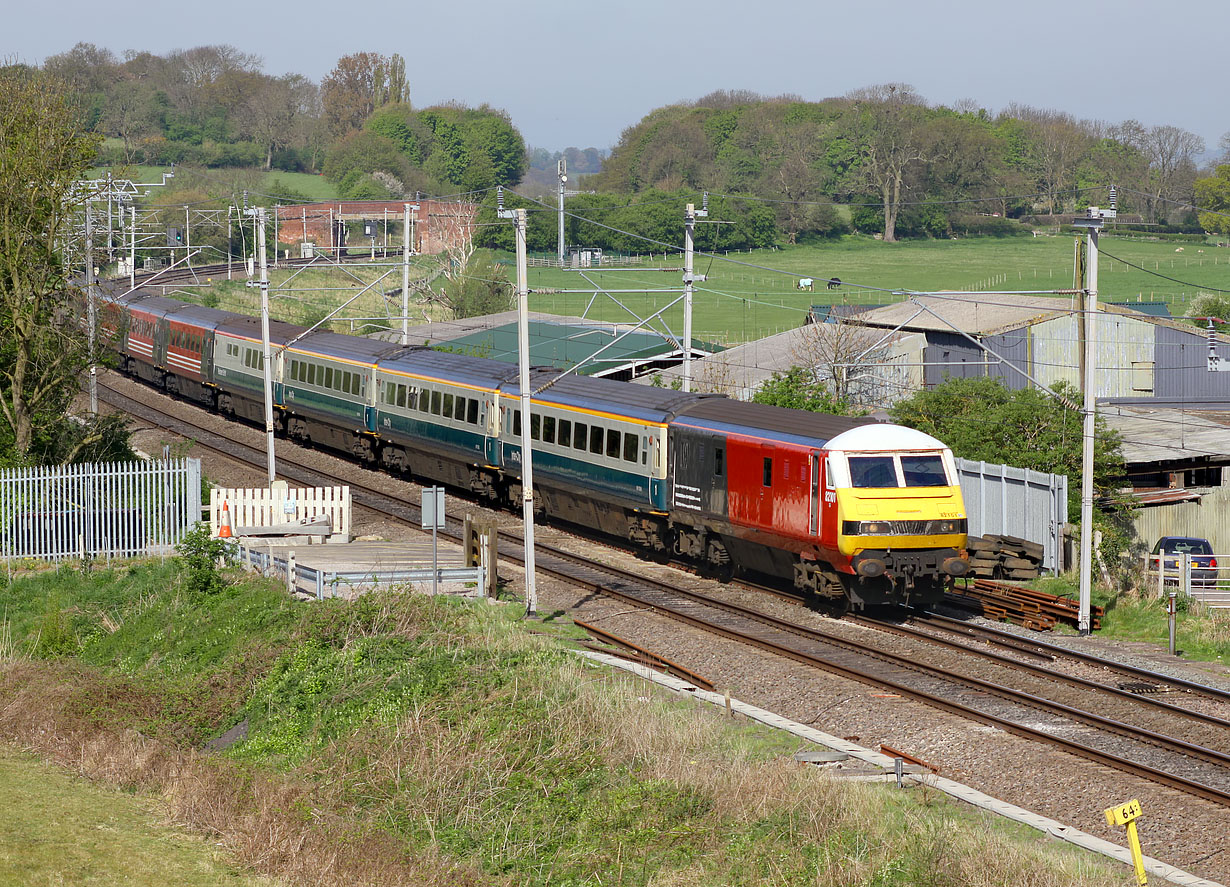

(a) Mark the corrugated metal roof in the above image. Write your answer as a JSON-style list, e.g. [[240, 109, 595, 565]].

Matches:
[[1101, 405, 1230, 465], [852, 294, 1227, 341]]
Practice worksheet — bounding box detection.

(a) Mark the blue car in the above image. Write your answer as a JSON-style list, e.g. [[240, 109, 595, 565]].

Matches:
[[1152, 536, 1219, 587]]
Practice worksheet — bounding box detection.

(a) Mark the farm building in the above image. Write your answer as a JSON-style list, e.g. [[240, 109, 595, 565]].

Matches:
[[631, 322, 925, 405], [845, 294, 1230, 403]]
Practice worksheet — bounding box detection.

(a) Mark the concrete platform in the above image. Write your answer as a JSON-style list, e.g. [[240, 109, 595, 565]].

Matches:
[[234, 538, 483, 599]]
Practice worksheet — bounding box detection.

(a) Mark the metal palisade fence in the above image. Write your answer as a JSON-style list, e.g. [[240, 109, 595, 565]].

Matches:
[[0, 458, 202, 562]]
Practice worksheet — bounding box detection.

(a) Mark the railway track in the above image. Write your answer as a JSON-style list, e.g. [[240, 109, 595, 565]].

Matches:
[[98, 375, 1230, 809]]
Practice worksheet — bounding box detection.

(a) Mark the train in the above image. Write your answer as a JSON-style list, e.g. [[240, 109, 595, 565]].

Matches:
[[100, 291, 969, 609]]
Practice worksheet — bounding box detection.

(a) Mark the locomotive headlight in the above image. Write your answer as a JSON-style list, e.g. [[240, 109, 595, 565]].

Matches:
[[936, 519, 967, 534], [861, 521, 890, 535]]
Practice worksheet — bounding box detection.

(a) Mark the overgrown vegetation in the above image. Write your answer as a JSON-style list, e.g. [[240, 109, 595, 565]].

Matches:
[[0, 562, 1125, 886]]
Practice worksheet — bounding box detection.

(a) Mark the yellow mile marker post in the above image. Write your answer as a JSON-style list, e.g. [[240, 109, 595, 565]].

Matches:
[[1103, 798, 1147, 885]]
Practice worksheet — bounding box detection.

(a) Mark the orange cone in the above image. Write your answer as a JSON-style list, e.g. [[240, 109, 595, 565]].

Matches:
[[218, 500, 233, 538]]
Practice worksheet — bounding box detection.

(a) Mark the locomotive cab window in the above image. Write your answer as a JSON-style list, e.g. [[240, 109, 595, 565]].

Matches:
[[902, 454, 948, 487], [849, 456, 898, 488]]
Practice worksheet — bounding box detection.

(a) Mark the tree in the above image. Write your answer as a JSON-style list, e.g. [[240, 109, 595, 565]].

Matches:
[[0, 69, 128, 463], [887, 377, 1123, 523], [1194, 165, 1230, 239], [752, 367, 850, 414], [439, 256, 514, 319], [239, 74, 317, 170], [322, 52, 382, 138], [843, 83, 931, 242], [1113, 122, 1203, 223]]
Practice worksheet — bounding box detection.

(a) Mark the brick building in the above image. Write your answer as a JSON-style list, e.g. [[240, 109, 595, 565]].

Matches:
[[275, 200, 477, 256]]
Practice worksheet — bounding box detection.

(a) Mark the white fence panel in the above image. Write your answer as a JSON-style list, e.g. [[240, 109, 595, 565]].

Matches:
[[210, 485, 351, 542], [0, 459, 201, 562], [956, 459, 1069, 575], [1144, 552, 1230, 609]]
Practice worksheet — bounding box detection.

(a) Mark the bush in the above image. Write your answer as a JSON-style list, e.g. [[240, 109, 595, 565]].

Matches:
[[174, 523, 234, 596], [948, 214, 1029, 237]]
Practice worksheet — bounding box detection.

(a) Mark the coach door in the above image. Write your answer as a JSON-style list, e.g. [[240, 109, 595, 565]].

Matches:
[[809, 453, 820, 536]]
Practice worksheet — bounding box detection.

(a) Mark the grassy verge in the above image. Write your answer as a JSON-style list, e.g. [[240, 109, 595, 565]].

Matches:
[[1032, 574, 1230, 663], [0, 561, 1126, 886], [0, 747, 275, 887]]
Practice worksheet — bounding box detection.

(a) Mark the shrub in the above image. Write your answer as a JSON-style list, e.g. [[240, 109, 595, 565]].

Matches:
[[174, 522, 234, 596]]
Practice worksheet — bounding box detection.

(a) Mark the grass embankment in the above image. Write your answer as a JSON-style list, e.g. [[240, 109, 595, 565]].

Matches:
[[0, 748, 275, 887], [0, 561, 1124, 886], [1032, 575, 1230, 663], [520, 236, 1229, 345]]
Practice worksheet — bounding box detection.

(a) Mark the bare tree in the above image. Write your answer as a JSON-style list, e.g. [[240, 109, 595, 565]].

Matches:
[[791, 319, 913, 408], [1114, 122, 1204, 222]]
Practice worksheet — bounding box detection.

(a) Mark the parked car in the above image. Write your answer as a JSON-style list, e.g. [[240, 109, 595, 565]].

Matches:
[[1152, 536, 1219, 587]]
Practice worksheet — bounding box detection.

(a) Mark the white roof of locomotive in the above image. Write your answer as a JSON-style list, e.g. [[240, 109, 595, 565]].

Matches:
[[826, 424, 948, 453]]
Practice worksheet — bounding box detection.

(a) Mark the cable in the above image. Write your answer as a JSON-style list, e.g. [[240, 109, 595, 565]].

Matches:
[[1095, 248, 1230, 296]]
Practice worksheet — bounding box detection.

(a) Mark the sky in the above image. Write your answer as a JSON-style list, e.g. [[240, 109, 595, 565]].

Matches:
[[7, 0, 1227, 157]]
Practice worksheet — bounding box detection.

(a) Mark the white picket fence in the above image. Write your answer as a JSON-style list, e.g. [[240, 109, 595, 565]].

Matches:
[[209, 485, 351, 542], [1145, 553, 1230, 609], [0, 459, 202, 561]]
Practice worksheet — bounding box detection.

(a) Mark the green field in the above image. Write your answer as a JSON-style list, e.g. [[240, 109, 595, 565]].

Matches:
[[519, 236, 1230, 345]]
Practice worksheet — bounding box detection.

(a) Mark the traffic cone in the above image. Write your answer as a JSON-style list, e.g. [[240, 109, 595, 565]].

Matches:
[[218, 500, 233, 538]]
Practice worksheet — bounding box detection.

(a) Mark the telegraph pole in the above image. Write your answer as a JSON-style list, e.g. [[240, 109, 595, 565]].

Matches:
[[557, 158, 567, 266], [1074, 190, 1115, 635], [85, 202, 98, 415], [128, 205, 136, 289], [498, 190, 537, 616]]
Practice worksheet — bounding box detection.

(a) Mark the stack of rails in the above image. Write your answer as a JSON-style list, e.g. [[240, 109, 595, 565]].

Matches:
[[946, 578, 1103, 631], [965, 534, 1045, 580]]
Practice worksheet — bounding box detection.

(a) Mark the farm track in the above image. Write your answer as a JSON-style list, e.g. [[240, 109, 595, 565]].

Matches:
[[99, 374, 1230, 810]]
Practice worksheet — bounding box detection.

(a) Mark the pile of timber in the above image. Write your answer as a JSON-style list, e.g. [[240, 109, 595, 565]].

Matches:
[[946, 578, 1103, 631], [966, 534, 1044, 580]]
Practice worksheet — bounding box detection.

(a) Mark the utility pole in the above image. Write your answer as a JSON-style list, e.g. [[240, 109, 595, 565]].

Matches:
[[184, 206, 191, 269], [557, 157, 567, 266], [1073, 190, 1115, 635], [498, 189, 537, 616], [128, 205, 136, 289], [246, 207, 277, 485], [401, 202, 415, 346], [681, 199, 707, 392], [85, 202, 98, 415]]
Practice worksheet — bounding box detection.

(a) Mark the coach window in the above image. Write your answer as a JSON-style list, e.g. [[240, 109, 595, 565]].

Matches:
[[623, 432, 638, 463], [419, 388, 431, 412], [573, 422, 586, 451], [467, 398, 479, 424], [543, 416, 556, 444], [530, 413, 541, 440], [395, 384, 407, 408], [455, 396, 467, 422], [558, 419, 571, 448], [513, 409, 521, 437], [324, 367, 334, 389], [763, 457, 773, 487], [443, 393, 454, 418], [431, 391, 442, 415], [606, 428, 621, 459], [714, 447, 725, 477]]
